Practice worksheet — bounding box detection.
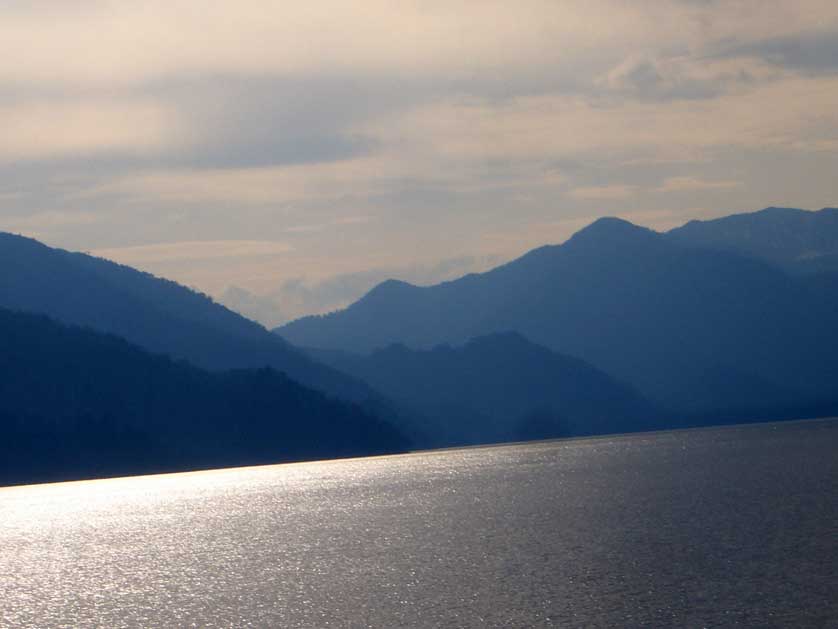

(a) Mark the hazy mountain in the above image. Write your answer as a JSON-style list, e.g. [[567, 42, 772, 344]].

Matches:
[[279, 215, 838, 414], [308, 332, 659, 447], [0, 232, 376, 403], [0, 308, 409, 486], [666, 207, 838, 274]]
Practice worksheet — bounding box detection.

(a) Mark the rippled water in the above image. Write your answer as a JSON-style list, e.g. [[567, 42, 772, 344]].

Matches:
[[2, 419, 837, 628]]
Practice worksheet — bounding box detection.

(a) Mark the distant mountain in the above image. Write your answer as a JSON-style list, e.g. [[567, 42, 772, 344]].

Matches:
[[309, 332, 659, 447], [0, 232, 375, 403], [279, 214, 838, 415], [0, 308, 409, 486], [666, 207, 838, 274]]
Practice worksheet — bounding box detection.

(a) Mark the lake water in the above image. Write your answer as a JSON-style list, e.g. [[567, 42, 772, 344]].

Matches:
[[1, 419, 837, 628]]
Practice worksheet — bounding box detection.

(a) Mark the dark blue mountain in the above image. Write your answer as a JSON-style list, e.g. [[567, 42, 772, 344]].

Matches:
[[279, 213, 838, 415], [666, 207, 838, 274], [0, 232, 375, 403], [0, 308, 409, 486], [309, 332, 659, 447]]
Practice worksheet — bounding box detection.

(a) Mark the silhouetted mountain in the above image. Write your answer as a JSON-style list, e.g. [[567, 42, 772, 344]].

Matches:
[[666, 207, 838, 274], [0, 232, 375, 402], [279, 215, 838, 415], [0, 308, 409, 486], [309, 332, 659, 447]]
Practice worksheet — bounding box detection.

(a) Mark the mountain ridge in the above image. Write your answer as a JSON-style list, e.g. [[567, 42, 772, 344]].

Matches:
[[307, 331, 659, 447], [665, 206, 838, 273], [278, 208, 838, 415], [0, 307, 409, 486], [0, 231, 378, 403]]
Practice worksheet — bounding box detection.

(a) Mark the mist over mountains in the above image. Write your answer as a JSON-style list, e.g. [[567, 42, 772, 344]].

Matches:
[[308, 332, 659, 447], [2, 206, 837, 485], [279, 208, 838, 418]]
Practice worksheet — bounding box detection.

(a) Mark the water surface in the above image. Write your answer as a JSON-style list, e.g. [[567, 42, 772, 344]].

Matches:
[[2, 420, 837, 627]]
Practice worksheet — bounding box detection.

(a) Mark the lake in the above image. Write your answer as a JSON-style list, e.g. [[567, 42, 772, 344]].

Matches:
[[2, 419, 837, 627]]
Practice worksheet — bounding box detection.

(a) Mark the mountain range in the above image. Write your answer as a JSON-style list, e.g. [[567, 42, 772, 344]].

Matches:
[[308, 332, 659, 447], [0, 307, 408, 486], [668, 206, 838, 274], [0, 232, 376, 403], [2, 206, 837, 485], [279, 208, 838, 417]]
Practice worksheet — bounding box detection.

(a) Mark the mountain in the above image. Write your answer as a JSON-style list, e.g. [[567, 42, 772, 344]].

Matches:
[[0, 232, 375, 403], [0, 308, 409, 486], [308, 332, 659, 447], [278, 214, 838, 415], [666, 207, 838, 274]]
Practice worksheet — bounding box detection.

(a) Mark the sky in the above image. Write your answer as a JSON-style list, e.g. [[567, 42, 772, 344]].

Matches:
[[1, 1, 837, 326]]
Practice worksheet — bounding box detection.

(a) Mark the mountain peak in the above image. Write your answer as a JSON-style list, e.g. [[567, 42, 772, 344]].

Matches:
[[356, 278, 418, 306], [564, 216, 659, 249], [377, 278, 415, 291]]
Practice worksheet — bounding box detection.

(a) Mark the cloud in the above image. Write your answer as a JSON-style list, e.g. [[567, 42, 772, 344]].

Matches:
[[719, 29, 838, 74], [0, 1, 667, 86], [0, 209, 99, 230], [275, 254, 506, 317], [219, 286, 289, 329], [2, 1, 837, 310], [93, 240, 294, 265], [656, 176, 742, 192], [595, 52, 787, 104], [372, 71, 838, 167], [569, 185, 638, 200], [0, 191, 24, 202], [284, 215, 373, 234], [219, 254, 506, 326], [73, 159, 397, 207], [13, 0, 817, 92], [599, 55, 722, 101], [0, 100, 181, 161]]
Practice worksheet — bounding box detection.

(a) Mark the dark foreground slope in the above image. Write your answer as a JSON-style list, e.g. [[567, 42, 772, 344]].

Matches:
[[280, 214, 838, 414], [0, 309, 408, 487], [310, 333, 659, 447], [0, 232, 375, 402]]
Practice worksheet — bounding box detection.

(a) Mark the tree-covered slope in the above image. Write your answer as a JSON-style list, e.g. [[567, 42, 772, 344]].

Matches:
[[0, 308, 409, 486], [0, 232, 376, 402]]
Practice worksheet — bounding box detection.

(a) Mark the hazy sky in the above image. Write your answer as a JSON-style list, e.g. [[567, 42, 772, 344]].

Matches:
[[1, 1, 837, 325]]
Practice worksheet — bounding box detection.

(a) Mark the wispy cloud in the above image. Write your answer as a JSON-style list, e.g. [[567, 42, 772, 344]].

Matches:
[[1, 1, 836, 311], [570, 185, 638, 200], [656, 177, 742, 192], [0, 100, 182, 161], [718, 29, 838, 74], [0, 1, 668, 85], [0, 209, 100, 230], [220, 254, 506, 326], [284, 215, 373, 234], [93, 240, 293, 265]]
